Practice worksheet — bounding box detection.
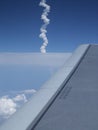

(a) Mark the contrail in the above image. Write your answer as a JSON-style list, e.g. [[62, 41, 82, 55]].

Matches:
[[39, 0, 50, 53]]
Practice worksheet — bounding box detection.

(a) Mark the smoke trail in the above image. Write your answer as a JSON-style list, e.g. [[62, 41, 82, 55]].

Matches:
[[39, 0, 50, 53]]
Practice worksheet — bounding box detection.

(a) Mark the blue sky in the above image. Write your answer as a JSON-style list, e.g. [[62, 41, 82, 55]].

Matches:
[[0, 0, 98, 52], [0, 53, 71, 92]]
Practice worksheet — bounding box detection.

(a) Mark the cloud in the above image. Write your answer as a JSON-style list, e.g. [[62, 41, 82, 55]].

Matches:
[[39, 0, 51, 53], [22, 89, 36, 94], [0, 53, 71, 67], [0, 89, 36, 120], [13, 94, 27, 103], [8, 89, 36, 96], [0, 96, 17, 118]]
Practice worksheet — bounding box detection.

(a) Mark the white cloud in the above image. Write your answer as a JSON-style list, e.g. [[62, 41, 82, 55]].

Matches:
[[22, 89, 36, 94], [0, 89, 36, 120], [0, 53, 71, 67], [8, 89, 36, 95], [0, 96, 17, 118], [13, 94, 27, 103]]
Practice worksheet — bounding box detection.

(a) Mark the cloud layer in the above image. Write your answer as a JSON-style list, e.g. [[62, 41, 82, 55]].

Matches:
[[0, 53, 71, 67]]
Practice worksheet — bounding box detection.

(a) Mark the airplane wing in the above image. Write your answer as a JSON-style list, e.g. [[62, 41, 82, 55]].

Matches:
[[1, 44, 98, 130]]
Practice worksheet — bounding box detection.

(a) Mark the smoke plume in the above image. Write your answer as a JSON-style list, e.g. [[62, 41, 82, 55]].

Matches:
[[39, 0, 50, 53]]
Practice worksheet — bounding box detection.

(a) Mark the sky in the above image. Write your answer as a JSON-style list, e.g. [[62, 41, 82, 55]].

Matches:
[[0, 0, 98, 52], [0, 52, 71, 125], [0, 0, 98, 126], [0, 52, 71, 92]]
